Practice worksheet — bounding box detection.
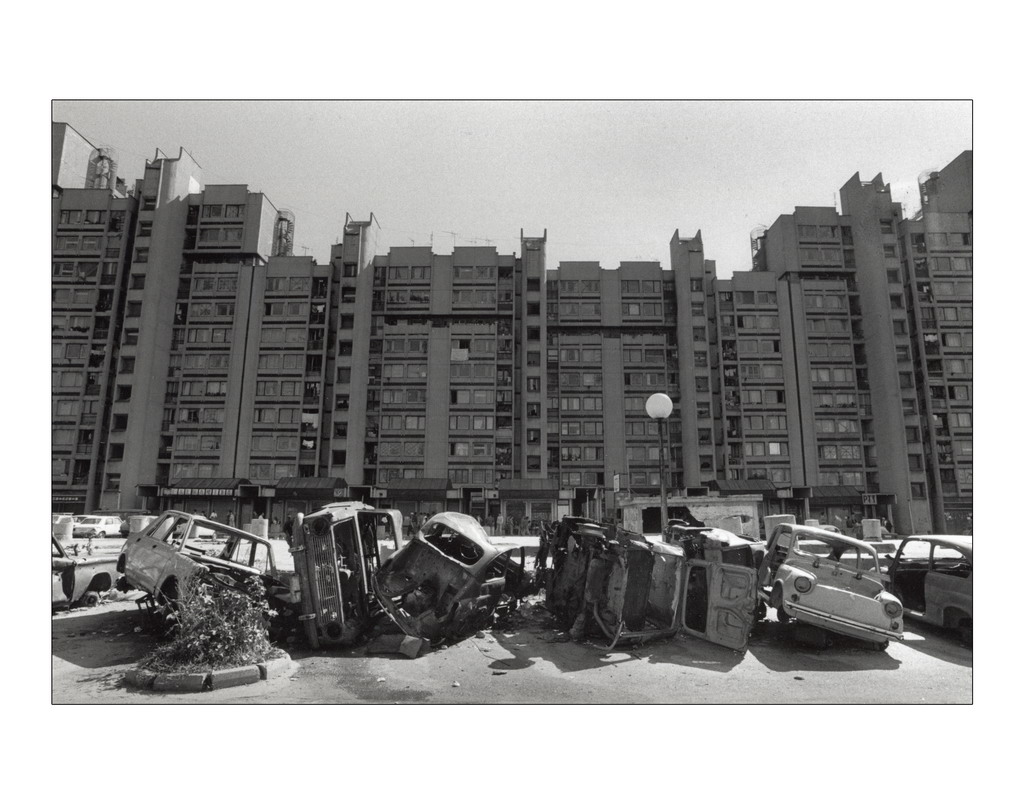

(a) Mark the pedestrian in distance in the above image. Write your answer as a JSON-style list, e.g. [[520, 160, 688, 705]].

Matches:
[[283, 512, 294, 546], [227, 511, 235, 528]]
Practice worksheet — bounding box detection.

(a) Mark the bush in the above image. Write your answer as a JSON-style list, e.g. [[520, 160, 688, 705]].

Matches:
[[140, 572, 277, 673]]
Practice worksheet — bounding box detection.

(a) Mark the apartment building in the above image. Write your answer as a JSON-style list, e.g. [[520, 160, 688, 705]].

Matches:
[[52, 125, 971, 533], [52, 123, 137, 513], [895, 153, 973, 533]]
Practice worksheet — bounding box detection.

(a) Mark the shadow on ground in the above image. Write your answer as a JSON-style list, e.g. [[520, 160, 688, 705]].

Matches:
[[745, 621, 902, 673], [51, 603, 157, 670], [898, 621, 972, 668]]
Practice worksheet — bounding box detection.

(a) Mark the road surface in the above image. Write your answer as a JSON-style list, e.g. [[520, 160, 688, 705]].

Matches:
[[52, 595, 971, 704]]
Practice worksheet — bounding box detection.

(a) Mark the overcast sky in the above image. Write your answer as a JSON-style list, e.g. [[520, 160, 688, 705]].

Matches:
[[52, 100, 971, 277]]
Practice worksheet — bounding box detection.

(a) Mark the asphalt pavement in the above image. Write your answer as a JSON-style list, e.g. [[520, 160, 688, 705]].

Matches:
[[52, 594, 972, 704]]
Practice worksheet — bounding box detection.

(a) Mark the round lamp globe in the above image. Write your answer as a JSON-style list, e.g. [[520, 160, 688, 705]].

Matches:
[[645, 393, 673, 419]]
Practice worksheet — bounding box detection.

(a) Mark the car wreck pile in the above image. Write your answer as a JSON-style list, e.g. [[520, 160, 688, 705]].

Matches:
[[116, 506, 911, 654]]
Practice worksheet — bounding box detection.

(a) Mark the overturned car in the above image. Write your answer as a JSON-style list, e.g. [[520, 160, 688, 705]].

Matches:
[[541, 517, 758, 651], [372, 512, 531, 645], [290, 502, 404, 648]]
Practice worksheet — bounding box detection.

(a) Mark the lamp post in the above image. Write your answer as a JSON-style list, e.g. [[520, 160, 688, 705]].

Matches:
[[645, 392, 673, 534]]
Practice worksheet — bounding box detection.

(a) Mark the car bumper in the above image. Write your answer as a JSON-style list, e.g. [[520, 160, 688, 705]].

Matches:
[[785, 601, 903, 643]]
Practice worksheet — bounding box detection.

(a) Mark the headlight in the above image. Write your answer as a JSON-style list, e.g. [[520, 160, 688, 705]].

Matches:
[[884, 600, 902, 618], [794, 576, 813, 593]]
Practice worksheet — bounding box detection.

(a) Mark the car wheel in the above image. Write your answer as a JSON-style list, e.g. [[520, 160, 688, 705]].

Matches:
[[156, 579, 180, 632], [97, 531, 106, 538], [958, 620, 973, 646], [870, 640, 889, 652], [83, 591, 101, 607]]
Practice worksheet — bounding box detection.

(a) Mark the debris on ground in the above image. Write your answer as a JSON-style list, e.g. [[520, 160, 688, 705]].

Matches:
[[452, 681, 460, 687], [367, 634, 425, 659]]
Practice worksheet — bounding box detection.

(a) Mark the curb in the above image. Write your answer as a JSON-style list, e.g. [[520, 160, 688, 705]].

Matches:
[[124, 652, 297, 693]]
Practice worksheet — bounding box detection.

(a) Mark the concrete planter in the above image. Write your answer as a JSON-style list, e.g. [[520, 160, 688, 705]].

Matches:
[[125, 652, 295, 693]]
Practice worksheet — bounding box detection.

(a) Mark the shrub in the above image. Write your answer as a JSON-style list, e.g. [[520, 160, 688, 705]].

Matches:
[[140, 572, 277, 673]]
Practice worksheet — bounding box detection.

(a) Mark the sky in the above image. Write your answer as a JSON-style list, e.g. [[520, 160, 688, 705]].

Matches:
[[52, 100, 971, 276]]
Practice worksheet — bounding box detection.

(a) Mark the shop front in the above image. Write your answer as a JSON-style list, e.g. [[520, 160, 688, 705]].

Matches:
[[154, 478, 259, 526], [378, 477, 452, 536], [52, 492, 87, 516], [496, 478, 559, 534], [807, 486, 870, 532], [261, 476, 349, 537]]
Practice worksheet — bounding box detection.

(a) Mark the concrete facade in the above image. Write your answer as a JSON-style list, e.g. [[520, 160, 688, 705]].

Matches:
[[51, 123, 971, 533]]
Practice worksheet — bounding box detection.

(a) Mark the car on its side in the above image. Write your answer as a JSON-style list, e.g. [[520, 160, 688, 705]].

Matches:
[[52, 536, 120, 608], [757, 523, 904, 650], [72, 515, 123, 539], [883, 535, 972, 643]]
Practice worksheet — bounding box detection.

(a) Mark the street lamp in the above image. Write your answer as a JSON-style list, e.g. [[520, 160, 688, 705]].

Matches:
[[645, 392, 673, 534]]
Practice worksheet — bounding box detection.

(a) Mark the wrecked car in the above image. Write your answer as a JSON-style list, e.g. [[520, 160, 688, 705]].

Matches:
[[290, 502, 403, 648], [758, 523, 903, 650], [884, 535, 972, 643], [52, 536, 120, 608], [372, 512, 530, 645], [543, 517, 758, 651], [116, 510, 301, 623]]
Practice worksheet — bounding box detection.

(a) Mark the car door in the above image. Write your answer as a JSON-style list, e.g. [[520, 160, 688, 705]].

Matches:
[[680, 558, 758, 651], [52, 539, 75, 604], [923, 544, 972, 627], [125, 513, 189, 593]]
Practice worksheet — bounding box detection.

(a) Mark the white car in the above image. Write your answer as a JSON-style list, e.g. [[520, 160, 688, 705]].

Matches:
[[72, 515, 123, 539]]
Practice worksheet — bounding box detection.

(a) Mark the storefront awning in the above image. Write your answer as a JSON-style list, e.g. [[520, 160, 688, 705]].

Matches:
[[160, 478, 253, 497], [710, 480, 776, 494], [274, 477, 347, 495], [497, 478, 561, 499], [387, 477, 452, 500], [810, 486, 864, 501]]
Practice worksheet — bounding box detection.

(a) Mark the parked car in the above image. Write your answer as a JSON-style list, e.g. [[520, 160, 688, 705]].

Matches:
[[116, 510, 301, 620], [542, 516, 758, 651], [52, 536, 120, 608], [372, 512, 531, 646], [757, 523, 903, 649], [73, 515, 123, 539], [883, 535, 972, 643], [290, 502, 404, 648], [52, 514, 75, 537]]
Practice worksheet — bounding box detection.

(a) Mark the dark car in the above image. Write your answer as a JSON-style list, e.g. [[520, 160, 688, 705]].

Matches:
[[883, 535, 972, 643]]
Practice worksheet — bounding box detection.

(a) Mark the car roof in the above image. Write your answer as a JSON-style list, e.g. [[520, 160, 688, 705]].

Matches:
[[778, 523, 879, 556], [158, 510, 271, 544], [905, 534, 973, 558]]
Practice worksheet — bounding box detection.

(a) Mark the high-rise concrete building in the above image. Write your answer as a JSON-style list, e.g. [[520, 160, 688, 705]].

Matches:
[[52, 123, 137, 513], [52, 124, 970, 534]]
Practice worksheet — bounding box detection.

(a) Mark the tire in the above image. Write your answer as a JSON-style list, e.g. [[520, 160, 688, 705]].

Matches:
[[958, 621, 973, 646], [155, 579, 180, 632], [96, 531, 106, 539], [871, 640, 889, 652], [83, 591, 101, 607]]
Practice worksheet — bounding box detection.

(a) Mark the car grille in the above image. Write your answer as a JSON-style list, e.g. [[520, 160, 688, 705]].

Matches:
[[306, 526, 343, 629]]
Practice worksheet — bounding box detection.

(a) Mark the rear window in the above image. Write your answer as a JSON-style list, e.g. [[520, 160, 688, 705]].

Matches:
[[423, 523, 484, 566]]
